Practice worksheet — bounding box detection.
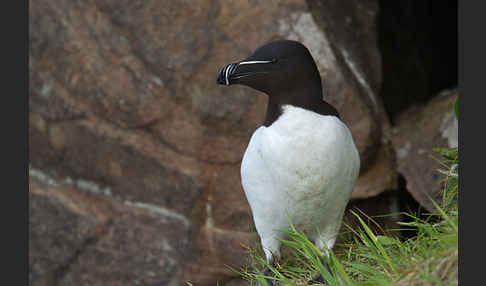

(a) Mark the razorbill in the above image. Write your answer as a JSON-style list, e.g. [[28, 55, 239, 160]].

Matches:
[[217, 40, 360, 285]]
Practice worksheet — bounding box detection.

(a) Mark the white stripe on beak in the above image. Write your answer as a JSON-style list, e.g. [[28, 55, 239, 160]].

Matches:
[[225, 64, 231, 85]]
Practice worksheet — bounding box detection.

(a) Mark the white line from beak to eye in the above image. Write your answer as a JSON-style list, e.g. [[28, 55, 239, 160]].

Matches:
[[225, 60, 273, 85], [238, 60, 274, 65]]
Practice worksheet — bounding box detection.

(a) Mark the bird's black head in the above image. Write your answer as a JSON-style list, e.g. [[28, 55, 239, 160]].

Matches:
[[217, 40, 322, 95], [217, 40, 339, 126]]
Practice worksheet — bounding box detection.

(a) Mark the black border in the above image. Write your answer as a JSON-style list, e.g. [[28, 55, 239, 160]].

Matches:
[[458, 0, 463, 283], [459, 1, 484, 285], [24, 0, 29, 285], [3, 0, 29, 283]]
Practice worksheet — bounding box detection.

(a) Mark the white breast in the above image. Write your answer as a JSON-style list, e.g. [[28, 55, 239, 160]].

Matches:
[[241, 105, 360, 246]]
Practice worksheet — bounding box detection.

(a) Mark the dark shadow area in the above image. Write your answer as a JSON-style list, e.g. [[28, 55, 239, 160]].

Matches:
[[394, 174, 429, 239], [341, 174, 429, 242], [378, 0, 458, 124]]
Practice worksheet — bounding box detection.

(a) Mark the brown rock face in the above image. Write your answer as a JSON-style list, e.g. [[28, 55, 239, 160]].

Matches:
[[391, 89, 458, 212], [305, 0, 397, 196], [29, 176, 190, 286], [30, 180, 97, 286], [29, 0, 395, 284]]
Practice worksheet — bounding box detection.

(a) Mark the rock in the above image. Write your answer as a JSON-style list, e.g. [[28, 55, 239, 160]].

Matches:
[[305, 0, 398, 196], [29, 178, 97, 286], [29, 0, 396, 284], [29, 173, 190, 286], [352, 142, 397, 199], [306, 0, 382, 104], [391, 89, 458, 212]]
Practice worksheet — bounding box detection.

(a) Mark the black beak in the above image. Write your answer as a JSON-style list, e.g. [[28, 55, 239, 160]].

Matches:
[[217, 63, 238, 85]]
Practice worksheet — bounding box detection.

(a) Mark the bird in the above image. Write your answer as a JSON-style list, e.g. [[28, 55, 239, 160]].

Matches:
[[216, 40, 360, 285]]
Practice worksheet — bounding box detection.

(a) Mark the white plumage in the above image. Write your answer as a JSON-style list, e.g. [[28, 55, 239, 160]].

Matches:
[[241, 104, 360, 262]]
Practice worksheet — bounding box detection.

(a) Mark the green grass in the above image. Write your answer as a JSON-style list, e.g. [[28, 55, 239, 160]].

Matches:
[[233, 146, 458, 286]]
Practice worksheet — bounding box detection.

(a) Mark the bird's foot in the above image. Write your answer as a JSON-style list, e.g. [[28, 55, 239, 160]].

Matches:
[[255, 266, 277, 286]]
